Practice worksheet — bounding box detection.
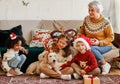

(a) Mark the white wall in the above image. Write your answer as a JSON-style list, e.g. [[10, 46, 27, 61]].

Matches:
[[0, 0, 99, 20], [0, 0, 113, 29]]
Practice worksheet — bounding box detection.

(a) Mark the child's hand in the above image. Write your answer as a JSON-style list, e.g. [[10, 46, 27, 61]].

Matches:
[[54, 66, 62, 71], [9, 68, 16, 75], [80, 70, 86, 75], [21, 47, 28, 54]]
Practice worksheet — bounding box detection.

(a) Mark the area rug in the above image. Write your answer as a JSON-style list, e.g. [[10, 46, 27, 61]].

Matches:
[[0, 74, 120, 84]]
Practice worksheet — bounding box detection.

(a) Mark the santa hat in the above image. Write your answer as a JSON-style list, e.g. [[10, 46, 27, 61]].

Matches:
[[73, 35, 92, 50], [10, 33, 17, 40]]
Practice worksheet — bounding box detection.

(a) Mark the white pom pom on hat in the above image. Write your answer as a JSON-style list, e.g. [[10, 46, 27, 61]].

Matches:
[[73, 35, 92, 50], [10, 32, 17, 40]]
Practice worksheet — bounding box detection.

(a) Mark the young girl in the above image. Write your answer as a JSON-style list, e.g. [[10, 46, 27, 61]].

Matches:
[[1, 33, 28, 76], [39, 34, 74, 80], [61, 35, 101, 79]]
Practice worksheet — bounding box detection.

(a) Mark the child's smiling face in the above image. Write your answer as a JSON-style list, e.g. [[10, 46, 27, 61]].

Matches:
[[13, 40, 22, 51], [57, 38, 67, 49], [76, 41, 87, 54]]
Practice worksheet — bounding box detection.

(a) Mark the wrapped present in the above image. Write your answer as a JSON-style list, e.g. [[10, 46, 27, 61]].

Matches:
[[83, 75, 100, 84]]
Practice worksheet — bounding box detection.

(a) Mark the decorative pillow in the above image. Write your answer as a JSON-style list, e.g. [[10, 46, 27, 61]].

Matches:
[[29, 29, 51, 47], [0, 25, 26, 47], [43, 37, 53, 52]]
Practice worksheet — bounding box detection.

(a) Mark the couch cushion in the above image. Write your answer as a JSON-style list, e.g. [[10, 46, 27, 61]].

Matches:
[[103, 48, 119, 63], [0, 25, 26, 47], [21, 46, 44, 72], [29, 29, 51, 47]]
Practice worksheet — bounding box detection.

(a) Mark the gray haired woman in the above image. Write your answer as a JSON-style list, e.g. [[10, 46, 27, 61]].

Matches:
[[79, 0, 114, 74]]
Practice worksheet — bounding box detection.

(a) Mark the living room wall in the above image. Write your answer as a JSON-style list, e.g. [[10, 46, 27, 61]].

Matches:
[[0, 0, 110, 20], [2, 0, 120, 46], [0, 0, 119, 47]]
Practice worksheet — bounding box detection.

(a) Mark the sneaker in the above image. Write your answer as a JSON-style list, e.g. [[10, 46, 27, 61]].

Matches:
[[15, 68, 23, 75], [40, 73, 49, 78], [6, 72, 15, 76], [73, 73, 81, 79], [101, 62, 111, 75], [61, 74, 71, 80]]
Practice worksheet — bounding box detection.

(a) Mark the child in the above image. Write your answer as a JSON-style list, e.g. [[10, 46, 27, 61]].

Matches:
[[1, 33, 28, 76], [39, 34, 74, 80], [61, 35, 101, 79]]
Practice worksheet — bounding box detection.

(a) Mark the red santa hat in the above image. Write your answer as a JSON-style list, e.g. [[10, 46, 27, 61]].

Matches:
[[73, 35, 92, 50], [10, 32, 17, 40]]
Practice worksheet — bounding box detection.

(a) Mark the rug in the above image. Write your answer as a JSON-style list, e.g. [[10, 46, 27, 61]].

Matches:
[[0, 74, 120, 84]]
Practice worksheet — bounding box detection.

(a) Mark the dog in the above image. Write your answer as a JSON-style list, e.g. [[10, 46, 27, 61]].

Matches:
[[26, 51, 63, 75], [26, 51, 48, 74], [79, 61, 88, 69], [44, 52, 63, 74]]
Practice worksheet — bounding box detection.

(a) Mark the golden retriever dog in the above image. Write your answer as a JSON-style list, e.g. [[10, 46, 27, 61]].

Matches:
[[26, 51, 48, 74], [26, 51, 63, 75], [44, 52, 63, 74]]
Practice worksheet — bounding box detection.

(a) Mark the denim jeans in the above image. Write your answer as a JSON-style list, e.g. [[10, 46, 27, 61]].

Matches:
[[91, 46, 112, 63], [8, 54, 26, 69]]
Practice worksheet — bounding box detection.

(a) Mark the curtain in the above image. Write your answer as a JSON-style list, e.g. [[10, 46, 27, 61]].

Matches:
[[110, 0, 120, 34]]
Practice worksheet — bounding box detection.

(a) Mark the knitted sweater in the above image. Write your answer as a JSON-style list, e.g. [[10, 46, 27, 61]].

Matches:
[[61, 50, 98, 73], [79, 15, 114, 46]]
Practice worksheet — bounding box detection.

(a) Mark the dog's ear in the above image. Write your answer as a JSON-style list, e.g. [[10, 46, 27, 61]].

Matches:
[[38, 51, 48, 62], [38, 53, 43, 62], [43, 54, 48, 64]]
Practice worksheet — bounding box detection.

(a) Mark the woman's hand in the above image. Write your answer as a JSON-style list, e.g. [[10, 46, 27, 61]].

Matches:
[[90, 38, 99, 46], [53, 66, 60, 71]]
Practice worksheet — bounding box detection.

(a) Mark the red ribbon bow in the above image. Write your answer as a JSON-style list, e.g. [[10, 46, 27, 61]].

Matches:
[[88, 76, 96, 84]]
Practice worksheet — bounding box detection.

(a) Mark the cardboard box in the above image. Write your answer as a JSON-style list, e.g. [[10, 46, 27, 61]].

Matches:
[[83, 75, 100, 84]]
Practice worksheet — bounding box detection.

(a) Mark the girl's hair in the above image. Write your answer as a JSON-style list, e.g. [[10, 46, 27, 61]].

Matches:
[[5, 35, 26, 49], [88, 0, 103, 13], [57, 34, 72, 57]]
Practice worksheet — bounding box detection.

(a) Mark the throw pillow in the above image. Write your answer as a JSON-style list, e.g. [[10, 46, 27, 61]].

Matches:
[[29, 29, 51, 47], [0, 25, 26, 47]]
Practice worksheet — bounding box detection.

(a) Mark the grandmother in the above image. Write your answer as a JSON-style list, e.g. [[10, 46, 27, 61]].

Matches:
[[79, 0, 114, 74]]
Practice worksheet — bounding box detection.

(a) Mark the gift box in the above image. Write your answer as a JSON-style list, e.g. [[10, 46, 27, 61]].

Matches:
[[83, 75, 100, 84]]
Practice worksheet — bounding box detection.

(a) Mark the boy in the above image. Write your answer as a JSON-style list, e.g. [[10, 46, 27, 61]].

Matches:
[[61, 35, 100, 79]]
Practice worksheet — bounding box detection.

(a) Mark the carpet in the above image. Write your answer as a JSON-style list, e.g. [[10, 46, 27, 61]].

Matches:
[[0, 74, 120, 84]]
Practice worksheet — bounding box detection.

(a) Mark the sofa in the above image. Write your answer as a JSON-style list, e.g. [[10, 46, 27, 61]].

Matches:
[[0, 20, 119, 73]]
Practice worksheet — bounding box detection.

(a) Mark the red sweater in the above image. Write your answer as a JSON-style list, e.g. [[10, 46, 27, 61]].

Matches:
[[61, 50, 98, 73]]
